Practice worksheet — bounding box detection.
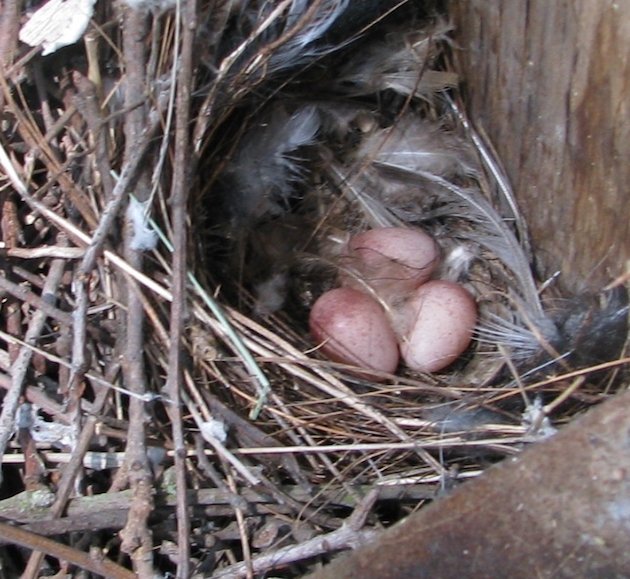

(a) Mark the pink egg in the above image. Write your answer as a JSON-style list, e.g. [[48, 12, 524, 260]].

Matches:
[[340, 227, 439, 299], [309, 287, 399, 376], [397, 280, 477, 372]]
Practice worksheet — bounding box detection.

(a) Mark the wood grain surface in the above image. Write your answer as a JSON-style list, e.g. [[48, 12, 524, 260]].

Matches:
[[450, 0, 630, 294]]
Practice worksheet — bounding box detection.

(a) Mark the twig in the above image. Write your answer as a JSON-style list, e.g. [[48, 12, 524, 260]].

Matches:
[[117, 5, 156, 577], [165, 0, 196, 570], [0, 70, 99, 229], [5, 246, 85, 259], [227, 472, 254, 579], [0, 374, 67, 421], [0, 329, 160, 402], [21, 415, 99, 578], [0, 257, 67, 480], [210, 490, 381, 578], [0, 521, 135, 579], [0, 484, 435, 528], [194, 435, 251, 512], [72, 71, 117, 202], [0, 0, 20, 70]]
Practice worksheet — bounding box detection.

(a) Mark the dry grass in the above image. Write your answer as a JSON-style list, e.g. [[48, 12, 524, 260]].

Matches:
[[0, 1, 627, 577]]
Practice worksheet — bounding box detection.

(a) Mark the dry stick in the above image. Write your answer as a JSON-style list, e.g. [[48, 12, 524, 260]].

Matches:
[[0, 260, 65, 579], [0, 72, 98, 229], [0, 521, 135, 579], [1, 174, 172, 301], [66, 105, 159, 394], [194, 435, 251, 512], [0, 91, 166, 398], [0, 374, 67, 422], [166, 2, 197, 576], [1, 193, 22, 364], [0, 258, 67, 482], [117, 5, 156, 578], [226, 472, 255, 579], [0, 328, 156, 404], [6, 246, 85, 259], [72, 71, 117, 203], [184, 382, 346, 528], [0, 484, 434, 528], [3, 289, 21, 367], [210, 490, 381, 579], [20, 416, 99, 579], [20, 348, 117, 575]]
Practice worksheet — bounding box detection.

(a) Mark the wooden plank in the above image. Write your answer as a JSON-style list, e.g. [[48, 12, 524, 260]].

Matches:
[[450, 0, 630, 293]]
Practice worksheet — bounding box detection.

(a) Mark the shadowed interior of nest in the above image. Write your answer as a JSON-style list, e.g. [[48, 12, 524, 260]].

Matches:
[[0, 0, 628, 577]]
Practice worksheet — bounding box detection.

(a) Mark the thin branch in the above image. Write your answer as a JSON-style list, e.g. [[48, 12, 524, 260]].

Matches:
[[210, 490, 381, 578], [0, 521, 135, 579], [0, 257, 67, 480], [165, 1, 197, 576], [117, 5, 156, 577]]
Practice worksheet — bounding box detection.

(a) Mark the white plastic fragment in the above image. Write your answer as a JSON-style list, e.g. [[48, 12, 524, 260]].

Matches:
[[19, 0, 97, 56]]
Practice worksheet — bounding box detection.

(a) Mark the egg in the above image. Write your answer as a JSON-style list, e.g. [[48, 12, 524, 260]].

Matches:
[[309, 287, 399, 376], [396, 280, 477, 372], [340, 227, 439, 299]]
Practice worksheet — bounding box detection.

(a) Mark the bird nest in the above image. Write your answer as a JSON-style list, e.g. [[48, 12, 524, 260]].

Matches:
[[0, 1, 628, 577]]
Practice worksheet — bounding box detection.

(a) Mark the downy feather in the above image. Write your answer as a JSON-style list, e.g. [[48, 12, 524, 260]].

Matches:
[[335, 20, 458, 98], [269, 0, 350, 72], [223, 105, 320, 224], [357, 119, 479, 179], [236, 0, 351, 76]]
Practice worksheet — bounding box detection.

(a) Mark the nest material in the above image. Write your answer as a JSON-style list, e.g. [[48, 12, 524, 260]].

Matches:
[[0, 1, 628, 577]]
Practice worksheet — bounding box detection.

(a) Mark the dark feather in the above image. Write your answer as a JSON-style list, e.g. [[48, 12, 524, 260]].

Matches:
[[223, 105, 320, 225]]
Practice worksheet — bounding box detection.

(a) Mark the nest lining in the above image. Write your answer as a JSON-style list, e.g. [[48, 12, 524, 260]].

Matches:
[[0, 1, 628, 577]]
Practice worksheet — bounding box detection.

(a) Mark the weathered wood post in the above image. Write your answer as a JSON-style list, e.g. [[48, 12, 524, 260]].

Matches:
[[450, 0, 630, 293]]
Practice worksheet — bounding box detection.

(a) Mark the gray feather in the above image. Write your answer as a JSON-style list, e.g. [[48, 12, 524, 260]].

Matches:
[[336, 20, 457, 98], [244, 0, 351, 75], [271, 0, 350, 68], [225, 105, 320, 224]]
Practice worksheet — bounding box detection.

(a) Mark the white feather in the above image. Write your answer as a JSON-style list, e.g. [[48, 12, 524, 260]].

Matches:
[[19, 0, 96, 56]]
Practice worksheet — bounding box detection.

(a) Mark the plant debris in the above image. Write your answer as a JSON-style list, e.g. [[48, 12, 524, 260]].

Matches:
[[0, 1, 628, 577]]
